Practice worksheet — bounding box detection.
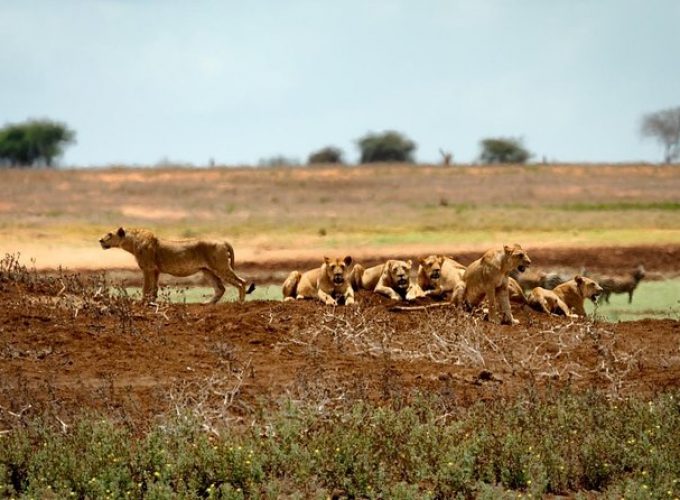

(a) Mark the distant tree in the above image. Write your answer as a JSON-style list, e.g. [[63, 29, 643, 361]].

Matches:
[[640, 107, 680, 163], [0, 119, 75, 167], [356, 130, 416, 163], [308, 146, 344, 164], [258, 155, 299, 167], [478, 137, 530, 164], [438, 148, 453, 166]]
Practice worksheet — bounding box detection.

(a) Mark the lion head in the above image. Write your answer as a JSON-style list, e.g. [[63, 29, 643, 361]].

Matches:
[[387, 259, 412, 290], [419, 255, 445, 283], [575, 275, 603, 303], [324, 256, 353, 286], [504, 244, 531, 273], [99, 227, 126, 250]]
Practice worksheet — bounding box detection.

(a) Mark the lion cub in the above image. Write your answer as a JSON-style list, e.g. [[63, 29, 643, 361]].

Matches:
[[551, 275, 603, 317], [352, 259, 424, 301], [417, 255, 466, 300], [453, 244, 531, 325], [282, 256, 355, 306], [99, 227, 255, 304]]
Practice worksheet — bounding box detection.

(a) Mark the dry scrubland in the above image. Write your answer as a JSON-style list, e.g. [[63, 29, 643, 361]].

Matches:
[[1, 164, 680, 497], [1, 163, 679, 269]]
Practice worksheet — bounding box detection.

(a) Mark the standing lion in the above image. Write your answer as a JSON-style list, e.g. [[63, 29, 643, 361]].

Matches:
[[99, 227, 255, 304], [453, 244, 532, 325]]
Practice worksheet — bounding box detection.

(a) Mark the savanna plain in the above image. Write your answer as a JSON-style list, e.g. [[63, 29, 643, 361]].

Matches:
[[1, 164, 679, 498]]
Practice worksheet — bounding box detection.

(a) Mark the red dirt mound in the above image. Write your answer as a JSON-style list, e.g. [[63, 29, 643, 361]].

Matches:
[[1, 277, 678, 430]]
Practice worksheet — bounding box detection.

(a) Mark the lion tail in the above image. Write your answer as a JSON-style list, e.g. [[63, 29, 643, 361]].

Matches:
[[282, 271, 302, 300]]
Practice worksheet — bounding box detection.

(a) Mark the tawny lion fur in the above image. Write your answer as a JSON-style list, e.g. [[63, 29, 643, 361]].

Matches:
[[99, 227, 254, 304], [453, 244, 532, 325], [282, 256, 355, 306], [352, 259, 424, 301], [550, 275, 603, 317], [417, 255, 466, 301], [527, 287, 577, 318]]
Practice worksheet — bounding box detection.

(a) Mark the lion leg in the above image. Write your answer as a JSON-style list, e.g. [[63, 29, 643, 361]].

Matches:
[[150, 270, 160, 302], [142, 270, 158, 303], [344, 286, 356, 306], [495, 285, 517, 325], [317, 289, 337, 306], [215, 268, 249, 302], [451, 283, 465, 306], [375, 284, 402, 301], [555, 297, 578, 319], [536, 296, 552, 315], [202, 270, 226, 305], [485, 286, 499, 322], [282, 271, 301, 301]]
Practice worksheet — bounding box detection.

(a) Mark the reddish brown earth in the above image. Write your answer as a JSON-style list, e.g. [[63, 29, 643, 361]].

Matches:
[[1, 274, 678, 431]]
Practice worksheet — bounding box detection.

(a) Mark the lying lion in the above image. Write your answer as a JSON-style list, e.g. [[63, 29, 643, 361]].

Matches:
[[453, 244, 531, 325], [99, 227, 255, 304], [282, 256, 355, 305], [550, 275, 603, 317], [527, 287, 577, 318], [352, 259, 424, 301], [417, 255, 465, 300]]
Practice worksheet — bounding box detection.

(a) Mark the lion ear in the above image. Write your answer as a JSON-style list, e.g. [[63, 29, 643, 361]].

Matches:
[[406, 259, 412, 269], [117, 227, 126, 238], [575, 275, 584, 284], [323, 256, 330, 265], [343, 256, 352, 267], [504, 245, 513, 254]]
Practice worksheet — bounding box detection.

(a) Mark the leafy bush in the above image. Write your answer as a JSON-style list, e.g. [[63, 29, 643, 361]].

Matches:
[[257, 155, 299, 167], [308, 146, 344, 164], [1, 391, 679, 497], [479, 137, 530, 164], [356, 130, 417, 163], [0, 119, 75, 167]]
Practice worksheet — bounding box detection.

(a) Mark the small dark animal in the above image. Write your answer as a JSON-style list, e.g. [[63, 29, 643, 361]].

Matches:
[[598, 265, 646, 304]]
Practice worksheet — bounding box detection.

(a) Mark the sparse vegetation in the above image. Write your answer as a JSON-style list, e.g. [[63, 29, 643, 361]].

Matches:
[[356, 130, 417, 163], [307, 146, 344, 164], [479, 137, 531, 164], [640, 106, 680, 163], [0, 392, 678, 497]]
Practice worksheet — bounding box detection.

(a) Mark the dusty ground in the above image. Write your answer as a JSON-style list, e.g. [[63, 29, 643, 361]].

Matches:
[[1, 274, 679, 430], [1, 165, 679, 431]]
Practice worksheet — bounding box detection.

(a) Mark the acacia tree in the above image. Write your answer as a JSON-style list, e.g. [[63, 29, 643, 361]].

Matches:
[[356, 130, 416, 163], [478, 137, 530, 164], [0, 119, 76, 167], [640, 107, 680, 163], [308, 146, 344, 164]]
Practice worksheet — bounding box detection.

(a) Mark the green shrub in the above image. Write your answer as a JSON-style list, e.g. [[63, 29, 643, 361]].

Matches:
[[356, 130, 417, 163], [307, 146, 344, 164], [0, 119, 75, 167], [479, 137, 530, 163], [1, 391, 679, 497]]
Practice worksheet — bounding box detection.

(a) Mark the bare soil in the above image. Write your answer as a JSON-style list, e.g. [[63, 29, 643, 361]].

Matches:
[[1, 279, 678, 430]]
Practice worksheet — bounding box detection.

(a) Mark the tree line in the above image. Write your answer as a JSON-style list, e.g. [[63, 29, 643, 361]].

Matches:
[[3, 106, 679, 168]]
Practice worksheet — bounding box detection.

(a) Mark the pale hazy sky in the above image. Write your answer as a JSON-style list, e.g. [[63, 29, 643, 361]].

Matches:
[[1, 0, 678, 166]]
